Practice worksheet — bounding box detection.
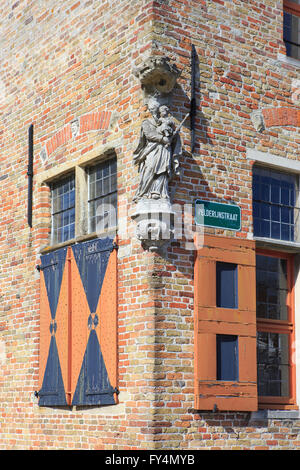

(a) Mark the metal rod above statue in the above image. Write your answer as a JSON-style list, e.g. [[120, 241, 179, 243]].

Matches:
[[131, 56, 187, 251], [27, 124, 34, 228]]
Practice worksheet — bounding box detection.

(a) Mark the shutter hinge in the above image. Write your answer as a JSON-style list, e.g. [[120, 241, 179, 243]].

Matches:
[[110, 242, 118, 252], [36, 262, 58, 271]]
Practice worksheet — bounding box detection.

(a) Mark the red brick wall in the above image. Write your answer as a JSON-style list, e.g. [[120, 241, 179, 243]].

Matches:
[[0, 0, 300, 450]]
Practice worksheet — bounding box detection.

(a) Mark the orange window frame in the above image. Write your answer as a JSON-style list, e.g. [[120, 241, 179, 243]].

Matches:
[[256, 248, 297, 410]]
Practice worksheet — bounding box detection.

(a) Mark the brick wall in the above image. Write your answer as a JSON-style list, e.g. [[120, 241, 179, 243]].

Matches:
[[0, 0, 300, 450]]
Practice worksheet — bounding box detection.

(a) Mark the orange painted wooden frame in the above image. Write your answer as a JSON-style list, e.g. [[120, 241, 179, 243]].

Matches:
[[284, 0, 300, 17], [256, 248, 297, 409], [194, 234, 258, 412]]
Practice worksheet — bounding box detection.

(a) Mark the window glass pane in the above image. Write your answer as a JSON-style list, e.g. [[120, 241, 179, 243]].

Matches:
[[63, 225, 69, 242], [256, 255, 288, 321], [271, 205, 280, 222], [103, 176, 110, 195], [260, 203, 270, 220], [284, 11, 300, 60], [252, 167, 298, 242], [51, 174, 75, 245], [257, 332, 290, 397], [281, 184, 290, 206], [88, 158, 117, 235], [217, 335, 239, 381], [271, 180, 280, 204], [281, 224, 291, 241], [253, 201, 260, 218], [261, 182, 270, 202], [271, 222, 280, 239], [52, 194, 61, 213], [96, 180, 103, 197], [216, 262, 238, 309], [69, 221, 75, 240], [260, 219, 270, 238]]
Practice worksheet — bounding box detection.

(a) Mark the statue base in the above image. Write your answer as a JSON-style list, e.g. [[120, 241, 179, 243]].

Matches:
[[131, 198, 175, 251]]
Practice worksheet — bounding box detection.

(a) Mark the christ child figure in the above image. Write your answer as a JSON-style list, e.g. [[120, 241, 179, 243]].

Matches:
[[157, 105, 176, 146]]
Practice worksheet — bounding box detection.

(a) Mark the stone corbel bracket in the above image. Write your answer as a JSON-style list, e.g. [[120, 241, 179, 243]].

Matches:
[[133, 56, 181, 104], [132, 199, 175, 252]]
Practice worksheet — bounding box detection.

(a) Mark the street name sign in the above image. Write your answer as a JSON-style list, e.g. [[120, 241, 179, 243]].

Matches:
[[195, 200, 241, 231]]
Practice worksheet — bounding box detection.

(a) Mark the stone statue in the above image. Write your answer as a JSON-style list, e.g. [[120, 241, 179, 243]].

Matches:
[[131, 55, 186, 250], [133, 99, 183, 202]]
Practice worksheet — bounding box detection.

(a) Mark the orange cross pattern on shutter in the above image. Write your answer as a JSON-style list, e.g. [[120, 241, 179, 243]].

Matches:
[[38, 238, 118, 407]]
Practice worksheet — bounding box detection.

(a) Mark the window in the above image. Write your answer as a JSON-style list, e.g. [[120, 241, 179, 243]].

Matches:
[[47, 154, 117, 247], [194, 166, 300, 412], [38, 154, 119, 408], [252, 164, 298, 409], [51, 174, 75, 245], [253, 167, 299, 243], [256, 250, 296, 408], [88, 158, 117, 234], [283, 0, 300, 60]]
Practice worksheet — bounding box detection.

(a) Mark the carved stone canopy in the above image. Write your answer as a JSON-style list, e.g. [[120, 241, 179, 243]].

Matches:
[[133, 56, 181, 101]]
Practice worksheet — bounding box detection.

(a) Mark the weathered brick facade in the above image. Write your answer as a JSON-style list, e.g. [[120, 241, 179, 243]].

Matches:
[[1, 0, 300, 450]]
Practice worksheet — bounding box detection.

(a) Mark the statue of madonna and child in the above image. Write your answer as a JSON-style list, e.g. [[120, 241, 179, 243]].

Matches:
[[133, 98, 188, 203], [131, 96, 189, 250]]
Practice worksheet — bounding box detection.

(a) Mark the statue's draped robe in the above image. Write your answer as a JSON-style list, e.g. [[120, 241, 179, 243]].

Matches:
[[133, 117, 181, 201]]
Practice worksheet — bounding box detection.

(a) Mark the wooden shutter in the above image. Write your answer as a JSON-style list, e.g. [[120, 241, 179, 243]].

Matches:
[[38, 247, 68, 406], [38, 238, 118, 407], [194, 235, 257, 412], [70, 237, 118, 406]]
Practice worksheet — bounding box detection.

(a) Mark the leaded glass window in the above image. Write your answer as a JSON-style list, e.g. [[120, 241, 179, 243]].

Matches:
[[88, 158, 117, 235], [253, 167, 298, 242], [256, 251, 295, 404], [51, 174, 75, 244]]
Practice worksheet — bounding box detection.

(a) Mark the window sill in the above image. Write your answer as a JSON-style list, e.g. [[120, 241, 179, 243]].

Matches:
[[254, 236, 300, 253], [250, 409, 300, 422], [39, 229, 117, 254], [277, 52, 300, 69]]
